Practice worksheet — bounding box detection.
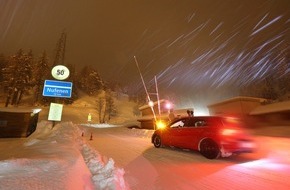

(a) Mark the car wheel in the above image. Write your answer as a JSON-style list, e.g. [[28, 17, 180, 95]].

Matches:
[[153, 135, 162, 148], [199, 139, 220, 159]]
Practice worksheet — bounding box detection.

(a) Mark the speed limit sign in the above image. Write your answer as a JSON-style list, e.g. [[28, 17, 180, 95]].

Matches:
[[51, 65, 70, 80]]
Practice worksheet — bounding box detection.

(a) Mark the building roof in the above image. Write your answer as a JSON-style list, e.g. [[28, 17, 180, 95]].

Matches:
[[137, 108, 192, 121], [0, 107, 42, 113], [137, 114, 169, 121], [207, 96, 267, 108], [250, 100, 290, 115]]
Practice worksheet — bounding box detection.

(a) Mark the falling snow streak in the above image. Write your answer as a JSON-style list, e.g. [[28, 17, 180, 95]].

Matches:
[[251, 15, 283, 36], [167, 34, 185, 48], [145, 8, 289, 91], [209, 22, 223, 36], [186, 12, 195, 23], [151, 39, 170, 51], [0, 0, 24, 40], [253, 13, 269, 31]]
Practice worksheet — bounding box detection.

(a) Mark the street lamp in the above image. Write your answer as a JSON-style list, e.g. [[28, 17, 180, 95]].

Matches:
[[148, 100, 154, 107], [165, 102, 172, 110]]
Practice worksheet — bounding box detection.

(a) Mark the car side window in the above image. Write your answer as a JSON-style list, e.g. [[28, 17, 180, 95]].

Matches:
[[170, 120, 185, 128], [184, 118, 195, 127], [195, 120, 207, 127]]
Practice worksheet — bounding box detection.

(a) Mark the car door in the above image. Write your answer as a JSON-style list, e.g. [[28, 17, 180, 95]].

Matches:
[[164, 119, 186, 147], [182, 118, 208, 150], [175, 118, 195, 148]]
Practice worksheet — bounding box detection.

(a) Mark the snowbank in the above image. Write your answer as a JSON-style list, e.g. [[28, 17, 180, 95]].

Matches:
[[0, 121, 128, 190]]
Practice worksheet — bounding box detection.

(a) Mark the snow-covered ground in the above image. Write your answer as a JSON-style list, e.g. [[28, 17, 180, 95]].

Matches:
[[1, 94, 290, 190], [2, 119, 290, 190]]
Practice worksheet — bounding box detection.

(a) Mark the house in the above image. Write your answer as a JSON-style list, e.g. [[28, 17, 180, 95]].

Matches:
[[207, 96, 267, 127], [207, 96, 267, 117], [0, 107, 41, 137], [207, 96, 290, 127], [249, 100, 290, 126]]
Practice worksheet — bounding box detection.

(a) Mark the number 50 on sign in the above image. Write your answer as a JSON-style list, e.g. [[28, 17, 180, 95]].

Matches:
[[51, 65, 70, 80]]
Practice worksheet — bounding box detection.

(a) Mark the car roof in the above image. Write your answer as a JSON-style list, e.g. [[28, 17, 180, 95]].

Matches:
[[175, 116, 223, 120]]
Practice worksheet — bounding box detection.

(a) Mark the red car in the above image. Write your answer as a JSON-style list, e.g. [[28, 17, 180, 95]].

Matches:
[[151, 116, 255, 159]]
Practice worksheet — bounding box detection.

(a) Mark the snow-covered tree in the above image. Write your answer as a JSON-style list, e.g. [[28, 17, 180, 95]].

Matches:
[[78, 66, 104, 95], [96, 96, 105, 123], [0, 54, 8, 88], [32, 51, 51, 105], [95, 90, 117, 123], [3, 49, 34, 107], [104, 90, 116, 121]]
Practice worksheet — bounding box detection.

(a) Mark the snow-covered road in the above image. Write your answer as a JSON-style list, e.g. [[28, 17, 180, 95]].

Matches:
[[83, 126, 290, 190]]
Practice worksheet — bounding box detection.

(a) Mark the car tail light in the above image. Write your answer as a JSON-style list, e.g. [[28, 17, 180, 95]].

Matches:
[[221, 129, 238, 136]]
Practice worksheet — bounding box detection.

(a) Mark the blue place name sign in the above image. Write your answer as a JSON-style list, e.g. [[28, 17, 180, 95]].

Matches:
[[43, 80, 73, 98]]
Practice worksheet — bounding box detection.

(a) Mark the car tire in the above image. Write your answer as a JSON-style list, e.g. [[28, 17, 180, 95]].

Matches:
[[153, 135, 162, 148], [199, 139, 220, 159]]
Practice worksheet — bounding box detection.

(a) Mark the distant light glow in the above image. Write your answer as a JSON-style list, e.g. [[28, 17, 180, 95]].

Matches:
[[193, 108, 209, 116], [148, 100, 154, 107], [165, 102, 172, 110]]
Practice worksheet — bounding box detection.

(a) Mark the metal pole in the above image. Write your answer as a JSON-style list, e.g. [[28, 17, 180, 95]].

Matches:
[[155, 76, 161, 119], [134, 56, 151, 102], [134, 56, 157, 126]]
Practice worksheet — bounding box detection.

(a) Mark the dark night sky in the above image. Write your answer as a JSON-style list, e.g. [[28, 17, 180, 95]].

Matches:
[[0, 0, 289, 113]]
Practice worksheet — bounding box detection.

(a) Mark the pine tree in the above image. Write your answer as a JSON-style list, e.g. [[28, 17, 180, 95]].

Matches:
[[16, 50, 33, 105], [0, 54, 8, 87], [33, 51, 50, 105], [78, 66, 104, 95], [4, 49, 34, 107]]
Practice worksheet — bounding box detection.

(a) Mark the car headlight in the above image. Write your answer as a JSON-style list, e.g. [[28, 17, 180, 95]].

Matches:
[[156, 120, 166, 129]]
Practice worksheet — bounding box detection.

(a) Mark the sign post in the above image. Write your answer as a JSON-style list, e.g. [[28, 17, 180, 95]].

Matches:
[[42, 65, 72, 125]]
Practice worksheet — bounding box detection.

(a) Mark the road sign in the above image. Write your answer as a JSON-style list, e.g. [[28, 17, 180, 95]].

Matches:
[[48, 103, 63, 121], [43, 80, 72, 98], [51, 65, 70, 80]]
